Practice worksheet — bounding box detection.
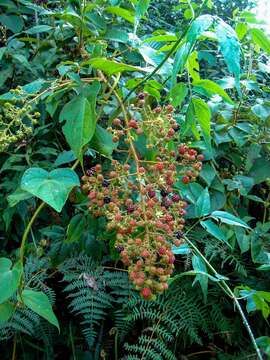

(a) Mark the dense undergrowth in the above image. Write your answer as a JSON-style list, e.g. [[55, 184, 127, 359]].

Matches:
[[0, 0, 270, 359]]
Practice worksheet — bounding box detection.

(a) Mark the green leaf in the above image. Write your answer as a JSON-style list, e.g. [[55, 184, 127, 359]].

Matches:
[[172, 15, 214, 86], [21, 168, 80, 212], [211, 211, 250, 228], [59, 94, 97, 160], [215, 19, 241, 90], [187, 51, 200, 82], [20, 290, 59, 331], [201, 219, 230, 246], [195, 188, 210, 217], [54, 150, 76, 167], [191, 98, 212, 153], [0, 47, 6, 61], [235, 22, 248, 40], [169, 82, 188, 108], [65, 214, 85, 244], [248, 158, 270, 184], [0, 14, 24, 33], [192, 255, 208, 302], [7, 188, 33, 207], [0, 259, 22, 304], [90, 125, 118, 158], [0, 302, 14, 322], [26, 25, 53, 34], [105, 6, 135, 24], [172, 244, 191, 255], [193, 79, 233, 104], [135, 0, 150, 19], [250, 28, 270, 54], [83, 58, 143, 75]]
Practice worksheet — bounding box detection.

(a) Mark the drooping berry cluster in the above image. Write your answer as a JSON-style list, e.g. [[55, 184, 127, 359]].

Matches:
[[82, 102, 203, 300]]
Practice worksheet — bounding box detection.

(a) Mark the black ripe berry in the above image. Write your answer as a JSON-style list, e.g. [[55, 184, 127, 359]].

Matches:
[[116, 246, 124, 253], [175, 231, 183, 239], [160, 189, 168, 197], [102, 179, 110, 187], [104, 196, 111, 204]]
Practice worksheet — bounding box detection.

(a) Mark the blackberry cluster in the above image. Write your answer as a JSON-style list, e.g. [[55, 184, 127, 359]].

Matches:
[[81, 102, 203, 299]]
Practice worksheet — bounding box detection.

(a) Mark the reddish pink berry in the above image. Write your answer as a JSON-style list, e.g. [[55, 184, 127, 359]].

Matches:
[[141, 287, 152, 299]]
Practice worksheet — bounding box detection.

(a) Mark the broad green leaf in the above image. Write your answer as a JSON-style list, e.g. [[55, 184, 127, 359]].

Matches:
[[143, 34, 177, 43], [0, 259, 22, 304], [187, 51, 200, 81], [104, 29, 129, 43], [195, 188, 210, 217], [26, 25, 53, 34], [20, 290, 59, 331], [0, 14, 24, 33], [21, 168, 80, 212], [0, 302, 14, 322], [193, 79, 233, 104], [106, 6, 135, 24], [54, 150, 76, 167], [250, 28, 270, 54], [200, 163, 216, 186], [60, 94, 97, 160], [0, 47, 6, 61], [138, 45, 173, 75], [215, 19, 241, 90], [211, 211, 250, 228], [7, 188, 33, 207], [65, 214, 85, 244], [235, 22, 248, 40], [248, 158, 270, 184], [201, 219, 230, 246], [169, 82, 188, 108], [83, 58, 143, 75], [192, 255, 208, 302], [172, 244, 191, 255], [135, 0, 150, 20], [235, 227, 250, 253], [90, 125, 118, 158], [172, 15, 214, 86], [191, 98, 212, 153]]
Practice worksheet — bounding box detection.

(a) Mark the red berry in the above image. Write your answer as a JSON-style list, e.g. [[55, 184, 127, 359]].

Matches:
[[141, 249, 150, 258], [158, 247, 166, 255], [178, 146, 186, 155], [172, 194, 180, 202], [148, 190, 156, 198], [141, 287, 152, 299], [155, 163, 164, 171], [128, 119, 138, 129], [182, 176, 190, 184], [166, 104, 174, 113], [88, 191, 97, 199], [168, 128, 175, 136], [188, 149, 197, 156]]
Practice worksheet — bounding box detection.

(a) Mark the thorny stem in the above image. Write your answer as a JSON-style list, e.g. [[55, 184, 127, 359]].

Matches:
[[183, 236, 263, 360]]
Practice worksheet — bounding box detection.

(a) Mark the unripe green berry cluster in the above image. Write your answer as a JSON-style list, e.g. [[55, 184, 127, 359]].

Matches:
[[0, 96, 39, 152]]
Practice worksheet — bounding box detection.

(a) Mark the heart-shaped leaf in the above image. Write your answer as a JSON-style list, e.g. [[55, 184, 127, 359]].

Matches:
[[20, 290, 60, 331], [21, 168, 80, 212], [0, 258, 22, 304]]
